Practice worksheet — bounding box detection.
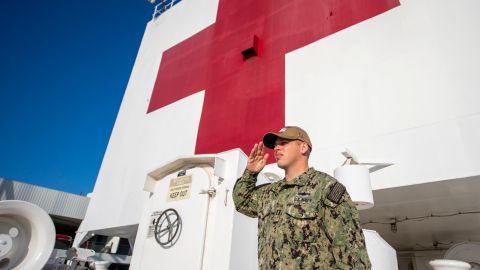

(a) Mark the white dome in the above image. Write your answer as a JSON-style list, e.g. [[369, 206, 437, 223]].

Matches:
[[429, 259, 471, 270], [445, 242, 480, 269]]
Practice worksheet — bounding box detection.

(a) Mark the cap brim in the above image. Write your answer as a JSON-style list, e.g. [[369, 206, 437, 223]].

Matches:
[[263, 133, 279, 149]]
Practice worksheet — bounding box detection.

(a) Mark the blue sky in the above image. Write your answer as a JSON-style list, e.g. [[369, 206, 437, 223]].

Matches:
[[0, 1, 152, 195]]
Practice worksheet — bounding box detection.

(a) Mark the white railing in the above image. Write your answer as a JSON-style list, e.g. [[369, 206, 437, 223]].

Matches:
[[152, 0, 182, 20]]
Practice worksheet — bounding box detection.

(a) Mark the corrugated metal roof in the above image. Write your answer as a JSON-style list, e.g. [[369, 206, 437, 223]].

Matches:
[[0, 178, 89, 220]]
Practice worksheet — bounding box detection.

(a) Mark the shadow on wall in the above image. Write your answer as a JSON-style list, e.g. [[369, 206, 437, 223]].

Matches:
[[0, 178, 15, 200]]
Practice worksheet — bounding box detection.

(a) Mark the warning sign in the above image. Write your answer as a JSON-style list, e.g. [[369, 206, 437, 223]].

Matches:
[[167, 175, 192, 202]]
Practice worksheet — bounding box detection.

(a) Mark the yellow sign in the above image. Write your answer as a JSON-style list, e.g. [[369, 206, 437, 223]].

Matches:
[[167, 175, 192, 202]]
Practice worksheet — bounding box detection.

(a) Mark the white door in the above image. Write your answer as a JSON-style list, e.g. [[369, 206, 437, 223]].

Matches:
[[139, 166, 213, 270]]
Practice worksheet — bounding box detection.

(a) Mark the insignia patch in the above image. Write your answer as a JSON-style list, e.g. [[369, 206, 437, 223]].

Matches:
[[327, 182, 346, 204]]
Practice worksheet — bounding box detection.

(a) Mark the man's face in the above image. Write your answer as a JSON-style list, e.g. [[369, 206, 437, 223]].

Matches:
[[273, 138, 304, 169]]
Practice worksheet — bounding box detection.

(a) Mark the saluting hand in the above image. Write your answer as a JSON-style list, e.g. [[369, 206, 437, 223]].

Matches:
[[247, 142, 269, 173]]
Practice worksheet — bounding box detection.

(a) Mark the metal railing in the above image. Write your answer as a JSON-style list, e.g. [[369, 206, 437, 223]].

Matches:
[[152, 0, 182, 20]]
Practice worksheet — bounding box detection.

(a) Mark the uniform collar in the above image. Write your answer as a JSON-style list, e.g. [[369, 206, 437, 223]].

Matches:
[[279, 167, 316, 187]]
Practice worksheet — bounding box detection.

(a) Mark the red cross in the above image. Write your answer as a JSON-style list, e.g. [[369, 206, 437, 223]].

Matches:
[[148, 0, 399, 159]]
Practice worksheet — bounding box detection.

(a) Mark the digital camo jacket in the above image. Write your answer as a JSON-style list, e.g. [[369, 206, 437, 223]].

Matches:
[[232, 168, 371, 270]]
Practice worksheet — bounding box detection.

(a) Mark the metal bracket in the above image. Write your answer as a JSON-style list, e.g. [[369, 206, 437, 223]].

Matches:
[[199, 187, 216, 197], [341, 148, 394, 173]]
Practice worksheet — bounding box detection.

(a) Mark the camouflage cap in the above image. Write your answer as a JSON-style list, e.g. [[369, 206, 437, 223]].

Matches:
[[263, 126, 312, 149]]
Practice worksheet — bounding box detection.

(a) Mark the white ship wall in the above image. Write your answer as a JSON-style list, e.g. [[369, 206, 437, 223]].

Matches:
[[286, 0, 480, 190], [78, 0, 219, 234], [78, 0, 480, 255]]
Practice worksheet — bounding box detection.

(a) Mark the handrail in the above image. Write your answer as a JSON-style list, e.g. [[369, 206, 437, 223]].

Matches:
[[152, 0, 182, 20]]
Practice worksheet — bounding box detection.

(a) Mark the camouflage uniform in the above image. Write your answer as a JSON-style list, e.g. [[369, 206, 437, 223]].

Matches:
[[232, 167, 371, 270]]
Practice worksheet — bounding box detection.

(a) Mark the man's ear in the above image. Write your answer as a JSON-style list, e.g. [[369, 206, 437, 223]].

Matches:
[[300, 142, 309, 155]]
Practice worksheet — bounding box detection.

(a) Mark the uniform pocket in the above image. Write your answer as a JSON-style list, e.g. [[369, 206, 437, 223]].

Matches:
[[285, 202, 319, 243], [258, 201, 274, 219], [286, 202, 318, 219]]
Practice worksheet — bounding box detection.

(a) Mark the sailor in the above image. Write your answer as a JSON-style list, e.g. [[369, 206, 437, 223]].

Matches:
[[232, 126, 371, 269]]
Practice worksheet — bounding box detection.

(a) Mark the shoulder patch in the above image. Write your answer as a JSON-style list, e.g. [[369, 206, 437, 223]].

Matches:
[[327, 182, 346, 204]]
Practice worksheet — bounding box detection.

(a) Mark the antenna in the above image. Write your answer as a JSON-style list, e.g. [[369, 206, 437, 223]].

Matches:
[[341, 148, 393, 173]]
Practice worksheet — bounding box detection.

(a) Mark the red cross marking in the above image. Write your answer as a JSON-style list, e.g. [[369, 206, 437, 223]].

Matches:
[[148, 0, 399, 159]]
